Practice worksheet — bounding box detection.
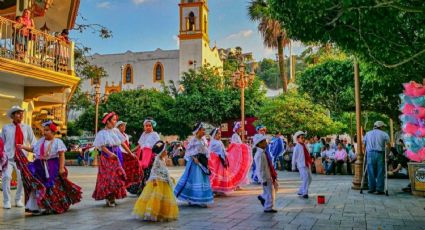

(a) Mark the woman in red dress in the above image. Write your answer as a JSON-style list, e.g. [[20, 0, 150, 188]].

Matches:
[[92, 112, 135, 207]]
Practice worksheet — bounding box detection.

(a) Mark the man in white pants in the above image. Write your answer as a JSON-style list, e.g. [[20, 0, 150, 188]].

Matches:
[[2, 106, 36, 209], [253, 134, 278, 213], [292, 131, 313, 199]]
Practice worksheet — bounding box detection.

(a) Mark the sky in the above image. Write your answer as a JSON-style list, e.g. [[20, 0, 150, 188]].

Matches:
[[72, 0, 304, 61]]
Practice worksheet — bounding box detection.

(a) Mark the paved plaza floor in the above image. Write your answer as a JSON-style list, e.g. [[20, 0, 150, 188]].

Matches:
[[0, 166, 424, 230]]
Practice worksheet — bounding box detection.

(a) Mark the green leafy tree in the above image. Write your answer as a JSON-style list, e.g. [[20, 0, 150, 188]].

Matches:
[[268, 0, 425, 117], [255, 92, 344, 137], [75, 89, 181, 141], [297, 59, 355, 114], [169, 67, 266, 135]]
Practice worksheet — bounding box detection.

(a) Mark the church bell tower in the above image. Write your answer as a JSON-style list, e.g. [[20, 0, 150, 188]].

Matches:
[[178, 0, 210, 74]]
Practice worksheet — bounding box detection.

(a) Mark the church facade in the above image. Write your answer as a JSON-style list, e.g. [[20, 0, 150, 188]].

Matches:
[[81, 0, 223, 95]]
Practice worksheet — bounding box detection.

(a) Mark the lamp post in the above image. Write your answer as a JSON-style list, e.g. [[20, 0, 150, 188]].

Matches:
[[86, 83, 108, 167], [86, 83, 109, 134], [232, 63, 255, 142]]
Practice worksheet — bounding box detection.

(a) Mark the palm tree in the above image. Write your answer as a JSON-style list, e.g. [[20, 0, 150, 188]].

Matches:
[[248, 0, 290, 93]]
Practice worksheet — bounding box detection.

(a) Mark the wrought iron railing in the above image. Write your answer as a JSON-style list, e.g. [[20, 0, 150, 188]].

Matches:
[[0, 16, 74, 74]]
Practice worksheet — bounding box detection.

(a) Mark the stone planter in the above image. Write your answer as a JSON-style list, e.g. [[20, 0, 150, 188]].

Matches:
[[408, 162, 425, 197]]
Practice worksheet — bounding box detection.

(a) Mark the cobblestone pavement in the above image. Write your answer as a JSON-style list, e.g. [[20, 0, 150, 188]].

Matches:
[[1, 166, 424, 230]]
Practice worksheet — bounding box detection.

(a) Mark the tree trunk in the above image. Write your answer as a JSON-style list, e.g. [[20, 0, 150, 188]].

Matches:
[[277, 37, 287, 93]]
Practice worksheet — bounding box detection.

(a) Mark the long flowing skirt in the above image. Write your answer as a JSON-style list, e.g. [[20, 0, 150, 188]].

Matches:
[[127, 147, 154, 195], [15, 150, 81, 214], [174, 159, 214, 205], [133, 180, 179, 221], [208, 153, 236, 194], [92, 147, 127, 200], [227, 143, 253, 186], [123, 153, 143, 187]]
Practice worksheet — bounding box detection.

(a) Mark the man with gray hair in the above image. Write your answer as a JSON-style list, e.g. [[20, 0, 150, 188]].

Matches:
[[363, 121, 389, 195]]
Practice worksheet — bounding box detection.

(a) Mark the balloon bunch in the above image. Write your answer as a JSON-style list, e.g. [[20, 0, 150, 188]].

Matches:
[[401, 81, 425, 162]]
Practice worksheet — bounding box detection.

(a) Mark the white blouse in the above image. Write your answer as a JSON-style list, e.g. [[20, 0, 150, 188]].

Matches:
[[209, 139, 226, 159], [231, 133, 243, 144], [137, 131, 160, 149], [93, 128, 126, 148], [185, 136, 209, 160], [148, 155, 172, 186], [33, 137, 67, 160], [119, 132, 130, 152]]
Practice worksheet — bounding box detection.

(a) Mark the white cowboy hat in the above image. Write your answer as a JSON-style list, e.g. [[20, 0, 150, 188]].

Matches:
[[6, 105, 24, 119], [115, 121, 127, 128], [253, 134, 267, 147], [374, 121, 386, 128], [293, 131, 307, 143]]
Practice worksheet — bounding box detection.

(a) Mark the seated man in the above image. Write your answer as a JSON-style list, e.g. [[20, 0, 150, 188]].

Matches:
[[334, 143, 348, 174], [321, 144, 335, 175]]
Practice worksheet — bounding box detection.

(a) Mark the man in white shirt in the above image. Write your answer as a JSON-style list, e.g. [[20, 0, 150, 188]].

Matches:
[[1, 106, 36, 209], [363, 121, 390, 195]]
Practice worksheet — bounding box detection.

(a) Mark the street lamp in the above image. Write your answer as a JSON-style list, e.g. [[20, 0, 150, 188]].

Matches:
[[86, 83, 109, 134], [232, 63, 255, 142]]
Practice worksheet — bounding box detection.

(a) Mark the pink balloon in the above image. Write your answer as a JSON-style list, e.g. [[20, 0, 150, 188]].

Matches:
[[404, 82, 425, 97], [406, 150, 422, 162]]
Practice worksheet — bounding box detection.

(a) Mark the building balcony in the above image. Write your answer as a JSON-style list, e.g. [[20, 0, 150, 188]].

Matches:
[[0, 15, 79, 134], [0, 15, 76, 76]]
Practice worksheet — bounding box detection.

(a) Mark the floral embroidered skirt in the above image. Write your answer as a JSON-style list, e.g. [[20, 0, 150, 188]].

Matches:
[[15, 150, 81, 214], [133, 180, 178, 221], [92, 148, 127, 200]]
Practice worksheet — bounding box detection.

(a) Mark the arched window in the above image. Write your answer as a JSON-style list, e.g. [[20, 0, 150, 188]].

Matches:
[[123, 64, 133, 84], [188, 12, 195, 31], [153, 62, 164, 82]]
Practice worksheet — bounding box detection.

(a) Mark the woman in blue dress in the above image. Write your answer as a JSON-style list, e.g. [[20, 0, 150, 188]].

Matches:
[[174, 122, 213, 207]]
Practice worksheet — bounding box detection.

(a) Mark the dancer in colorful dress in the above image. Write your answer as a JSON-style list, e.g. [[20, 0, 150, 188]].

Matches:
[[19, 121, 82, 215], [208, 128, 232, 194], [253, 134, 278, 213], [116, 121, 143, 194], [133, 141, 179, 221], [292, 131, 312, 199], [231, 122, 243, 144], [1, 105, 36, 209], [209, 127, 252, 194], [92, 112, 134, 207], [135, 118, 160, 194], [174, 122, 213, 207]]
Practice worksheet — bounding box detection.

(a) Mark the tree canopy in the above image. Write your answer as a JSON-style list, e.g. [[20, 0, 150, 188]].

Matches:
[[255, 92, 344, 137], [269, 0, 425, 118]]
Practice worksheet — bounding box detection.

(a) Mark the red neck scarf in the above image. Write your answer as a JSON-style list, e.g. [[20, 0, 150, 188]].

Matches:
[[264, 149, 277, 182], [14, 122, 23, 156], [301, 143, 312, 167], [40, 140, 47, 159]]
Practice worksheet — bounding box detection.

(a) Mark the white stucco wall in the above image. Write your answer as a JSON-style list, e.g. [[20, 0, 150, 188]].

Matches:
[[80, 49, 180, 95]]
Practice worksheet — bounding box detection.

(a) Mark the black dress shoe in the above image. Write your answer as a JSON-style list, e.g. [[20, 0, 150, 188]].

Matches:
[[264, 209, 278, 213], [302, 194, 309, 199], [257, 196, 265, 206], [376, 191, 385, 195], [368, 190, 376, 194]]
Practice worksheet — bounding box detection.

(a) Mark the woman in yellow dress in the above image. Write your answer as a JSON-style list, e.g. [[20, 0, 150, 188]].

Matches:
[[133, 141, 178, 221]]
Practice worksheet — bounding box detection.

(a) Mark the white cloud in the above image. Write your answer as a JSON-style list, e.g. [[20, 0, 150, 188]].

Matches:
[[132, 0, 150, 5], [96, 1, 111, 8], [225, 29, 254, 40]]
